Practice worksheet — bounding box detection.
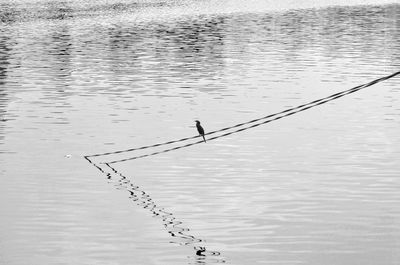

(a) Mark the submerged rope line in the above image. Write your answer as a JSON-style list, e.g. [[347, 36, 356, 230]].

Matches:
[[85, 156, 224, 260], [86, 70, 400, 163]]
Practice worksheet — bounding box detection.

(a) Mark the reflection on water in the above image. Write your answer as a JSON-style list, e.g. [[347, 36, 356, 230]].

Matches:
[[85, 156, 226, 263], [0, 30, 11, 150], [0, 1, 399, 265]]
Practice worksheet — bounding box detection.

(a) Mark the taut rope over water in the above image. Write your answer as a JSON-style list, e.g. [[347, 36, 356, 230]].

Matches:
[[84, 70, 400, 164]]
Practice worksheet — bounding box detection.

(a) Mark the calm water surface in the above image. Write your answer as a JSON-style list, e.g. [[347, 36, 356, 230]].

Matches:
[[0, 1, 399, 264]]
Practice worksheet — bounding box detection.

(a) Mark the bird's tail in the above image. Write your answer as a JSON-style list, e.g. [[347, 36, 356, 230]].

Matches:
[[202, 135, 206, 143]]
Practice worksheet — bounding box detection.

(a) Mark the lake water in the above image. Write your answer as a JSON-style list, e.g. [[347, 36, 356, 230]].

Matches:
[[1, 1, 399, 264]]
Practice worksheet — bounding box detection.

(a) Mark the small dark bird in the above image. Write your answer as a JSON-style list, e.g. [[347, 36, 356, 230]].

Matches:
[[195, 120, 206, 143]]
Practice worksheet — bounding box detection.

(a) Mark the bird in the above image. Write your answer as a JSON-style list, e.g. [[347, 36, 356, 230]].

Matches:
[[195, 120, 206, 143]]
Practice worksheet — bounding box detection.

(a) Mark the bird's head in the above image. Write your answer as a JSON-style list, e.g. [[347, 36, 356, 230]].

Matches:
[[195, 120, 200, 124]]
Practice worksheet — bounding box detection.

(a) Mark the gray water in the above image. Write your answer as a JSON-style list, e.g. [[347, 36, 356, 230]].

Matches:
[[1, 1, 400, 264]]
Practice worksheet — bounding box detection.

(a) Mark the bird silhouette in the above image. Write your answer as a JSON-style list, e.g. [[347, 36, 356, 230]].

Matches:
[[195, 120, 206, 143]]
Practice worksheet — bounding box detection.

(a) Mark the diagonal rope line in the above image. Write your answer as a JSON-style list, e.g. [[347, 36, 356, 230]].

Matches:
[[85, 70, 400, 163], [105, 140, 205, 164], [85, 85, 359, 158], [85, 156, 224, 260], [104, 84, 360, 164]]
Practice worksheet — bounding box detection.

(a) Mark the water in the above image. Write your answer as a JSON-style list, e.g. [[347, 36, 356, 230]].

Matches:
[[1, 1, 400, 264]]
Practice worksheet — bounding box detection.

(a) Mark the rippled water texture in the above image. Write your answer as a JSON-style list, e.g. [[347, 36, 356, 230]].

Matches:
[[1, 1, 400, 265]]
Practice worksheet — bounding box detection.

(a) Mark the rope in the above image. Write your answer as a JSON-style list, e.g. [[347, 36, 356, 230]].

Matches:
[[86, 154, 224, 260], [85, 70, 400, 163]]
